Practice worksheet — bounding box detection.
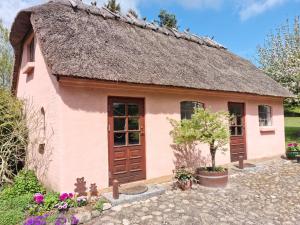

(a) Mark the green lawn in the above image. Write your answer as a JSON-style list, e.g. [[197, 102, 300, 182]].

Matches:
[[285, 117, 300, 144]]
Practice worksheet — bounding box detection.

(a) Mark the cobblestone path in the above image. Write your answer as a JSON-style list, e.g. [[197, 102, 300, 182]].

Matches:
[[88, 159, 300, 225]]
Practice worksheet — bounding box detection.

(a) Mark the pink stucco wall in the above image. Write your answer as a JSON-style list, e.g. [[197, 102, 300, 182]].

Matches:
[[17, 35, 62, 191], [17, 34, 286, 192]]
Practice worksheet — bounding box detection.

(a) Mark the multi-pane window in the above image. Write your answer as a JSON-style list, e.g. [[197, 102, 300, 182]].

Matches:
[[258, 105, 272, 126], [113, 102, 141, 146], [180, 101, 204, 120], [28, 37, 35, 62], [229, 103, 244, 136]]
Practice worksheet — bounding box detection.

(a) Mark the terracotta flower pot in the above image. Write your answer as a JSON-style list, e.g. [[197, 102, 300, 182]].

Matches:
[[196, 168, 228, 188], [177, 179, 192, 191]]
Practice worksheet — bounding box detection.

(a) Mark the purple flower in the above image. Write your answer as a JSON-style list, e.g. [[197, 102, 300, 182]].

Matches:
[[56, 202, 68, 211], [70, 215, 79, 225], [59, 193, 69, 201], [55, 215, 67, 225], [68, 193, 74, 198], [34, 193, 44, 204], [24, 216, 47, 225]]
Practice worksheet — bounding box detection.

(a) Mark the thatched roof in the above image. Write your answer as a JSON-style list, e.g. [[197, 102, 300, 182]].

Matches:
[[10, 0, 292, 97]]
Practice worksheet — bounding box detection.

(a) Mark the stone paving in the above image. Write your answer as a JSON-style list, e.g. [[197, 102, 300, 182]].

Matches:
[[88, 159, 300, 225]]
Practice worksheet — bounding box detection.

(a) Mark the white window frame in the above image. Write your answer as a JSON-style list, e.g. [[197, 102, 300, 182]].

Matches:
[[258, 105, 272, 126], [180, 101, 204, 120]]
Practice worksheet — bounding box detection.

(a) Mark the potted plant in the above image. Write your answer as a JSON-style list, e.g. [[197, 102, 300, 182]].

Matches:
[[170, 108, 230, 188], [286, 143, 300, 159], [174, 167, 193, 190]]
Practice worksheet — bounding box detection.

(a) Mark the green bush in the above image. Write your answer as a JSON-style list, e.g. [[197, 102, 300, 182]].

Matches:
[[0, 169, 45, 200], [0, 88, 28, 185], [0, 193, 32, 211], [0, 193, 32, 225], [43, 192, 60, 211], [0, 209, 24, 225], [13, 169, 45, 195], [0, 170, 45, 224]]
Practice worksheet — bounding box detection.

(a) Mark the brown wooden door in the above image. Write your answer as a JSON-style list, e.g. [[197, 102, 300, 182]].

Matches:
[[228, 102, 247, 162], [108, 97, 146, 185]]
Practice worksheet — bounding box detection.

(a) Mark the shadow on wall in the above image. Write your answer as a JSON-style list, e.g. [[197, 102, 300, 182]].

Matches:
[[24, 99, 54, 183], [171, 143, 211, 171]]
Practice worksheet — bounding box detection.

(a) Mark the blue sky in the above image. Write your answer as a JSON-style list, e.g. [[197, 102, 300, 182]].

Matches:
[[1, 0, 299, 63]]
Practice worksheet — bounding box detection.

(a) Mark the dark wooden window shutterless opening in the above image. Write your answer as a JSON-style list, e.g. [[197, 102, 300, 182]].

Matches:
[[180, 101, 204, 120], [28, 37, 35, 62], [228, 102, 247, 162], [108, 97, 146, 186], [258, 105, 272, 126]]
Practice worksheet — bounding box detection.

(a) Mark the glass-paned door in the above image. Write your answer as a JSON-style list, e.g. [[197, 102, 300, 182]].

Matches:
[[228, 102, 247, 162], [108, 97, 146, 185]]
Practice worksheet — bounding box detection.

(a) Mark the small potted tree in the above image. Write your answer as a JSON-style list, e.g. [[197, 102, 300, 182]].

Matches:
[[170, 108, 230, 188]]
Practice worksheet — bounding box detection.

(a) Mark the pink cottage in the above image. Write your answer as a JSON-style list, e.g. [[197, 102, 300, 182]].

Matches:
[[10, 0, 292, 192]]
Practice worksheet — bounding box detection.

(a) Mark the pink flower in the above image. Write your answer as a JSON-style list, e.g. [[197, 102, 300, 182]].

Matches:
[[288, 143, 293, 147], [59, 193, 69, 201], [68, 193, 74, 198], [34, 193, 44, 204], [294, 143, 298, 147]]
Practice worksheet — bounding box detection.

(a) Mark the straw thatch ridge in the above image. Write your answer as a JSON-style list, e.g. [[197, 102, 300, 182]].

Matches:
[[10, 0, 292, 97]]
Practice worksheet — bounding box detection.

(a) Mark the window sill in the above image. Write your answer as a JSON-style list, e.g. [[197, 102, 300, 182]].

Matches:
[[260, 126, 275, 132], [21, 62, 35, 75]]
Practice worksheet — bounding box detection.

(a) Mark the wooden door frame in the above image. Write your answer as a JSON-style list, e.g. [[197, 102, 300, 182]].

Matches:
[[107, 96, 146, 186], [228, 102, 247, 161]]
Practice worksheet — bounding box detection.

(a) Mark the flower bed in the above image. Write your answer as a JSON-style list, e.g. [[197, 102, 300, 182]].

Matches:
[[0, 169, 110, 225], [24, 192, 110, 224], [286, 143, 300, 159]]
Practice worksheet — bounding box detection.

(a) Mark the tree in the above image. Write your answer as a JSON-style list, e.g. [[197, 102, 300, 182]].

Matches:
[[157, 10, 178, 29], [257, 16, 300, 107], [0, 20, 13, 89], [105, 0, 121, 13], [169, 108, 230, 171]]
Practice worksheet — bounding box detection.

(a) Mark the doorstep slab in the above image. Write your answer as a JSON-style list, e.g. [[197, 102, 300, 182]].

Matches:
[[102, 185, 166, 206]]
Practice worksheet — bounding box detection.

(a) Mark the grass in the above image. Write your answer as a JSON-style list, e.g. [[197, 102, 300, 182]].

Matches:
[[285, 116, 300, 144]]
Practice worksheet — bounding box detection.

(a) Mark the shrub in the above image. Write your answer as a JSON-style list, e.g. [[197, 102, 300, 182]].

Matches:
[[0, 193, 32, 225], [0, 193, 32, 211], [0, 89, 28, 185], [43, 192, 60, 211], [0, 209, 24, 225], [13, 169, 45, 195], [0, 169, 45, 200]]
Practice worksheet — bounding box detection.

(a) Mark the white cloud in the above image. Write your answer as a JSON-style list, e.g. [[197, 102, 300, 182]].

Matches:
[[237, 0, 287, 21]]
